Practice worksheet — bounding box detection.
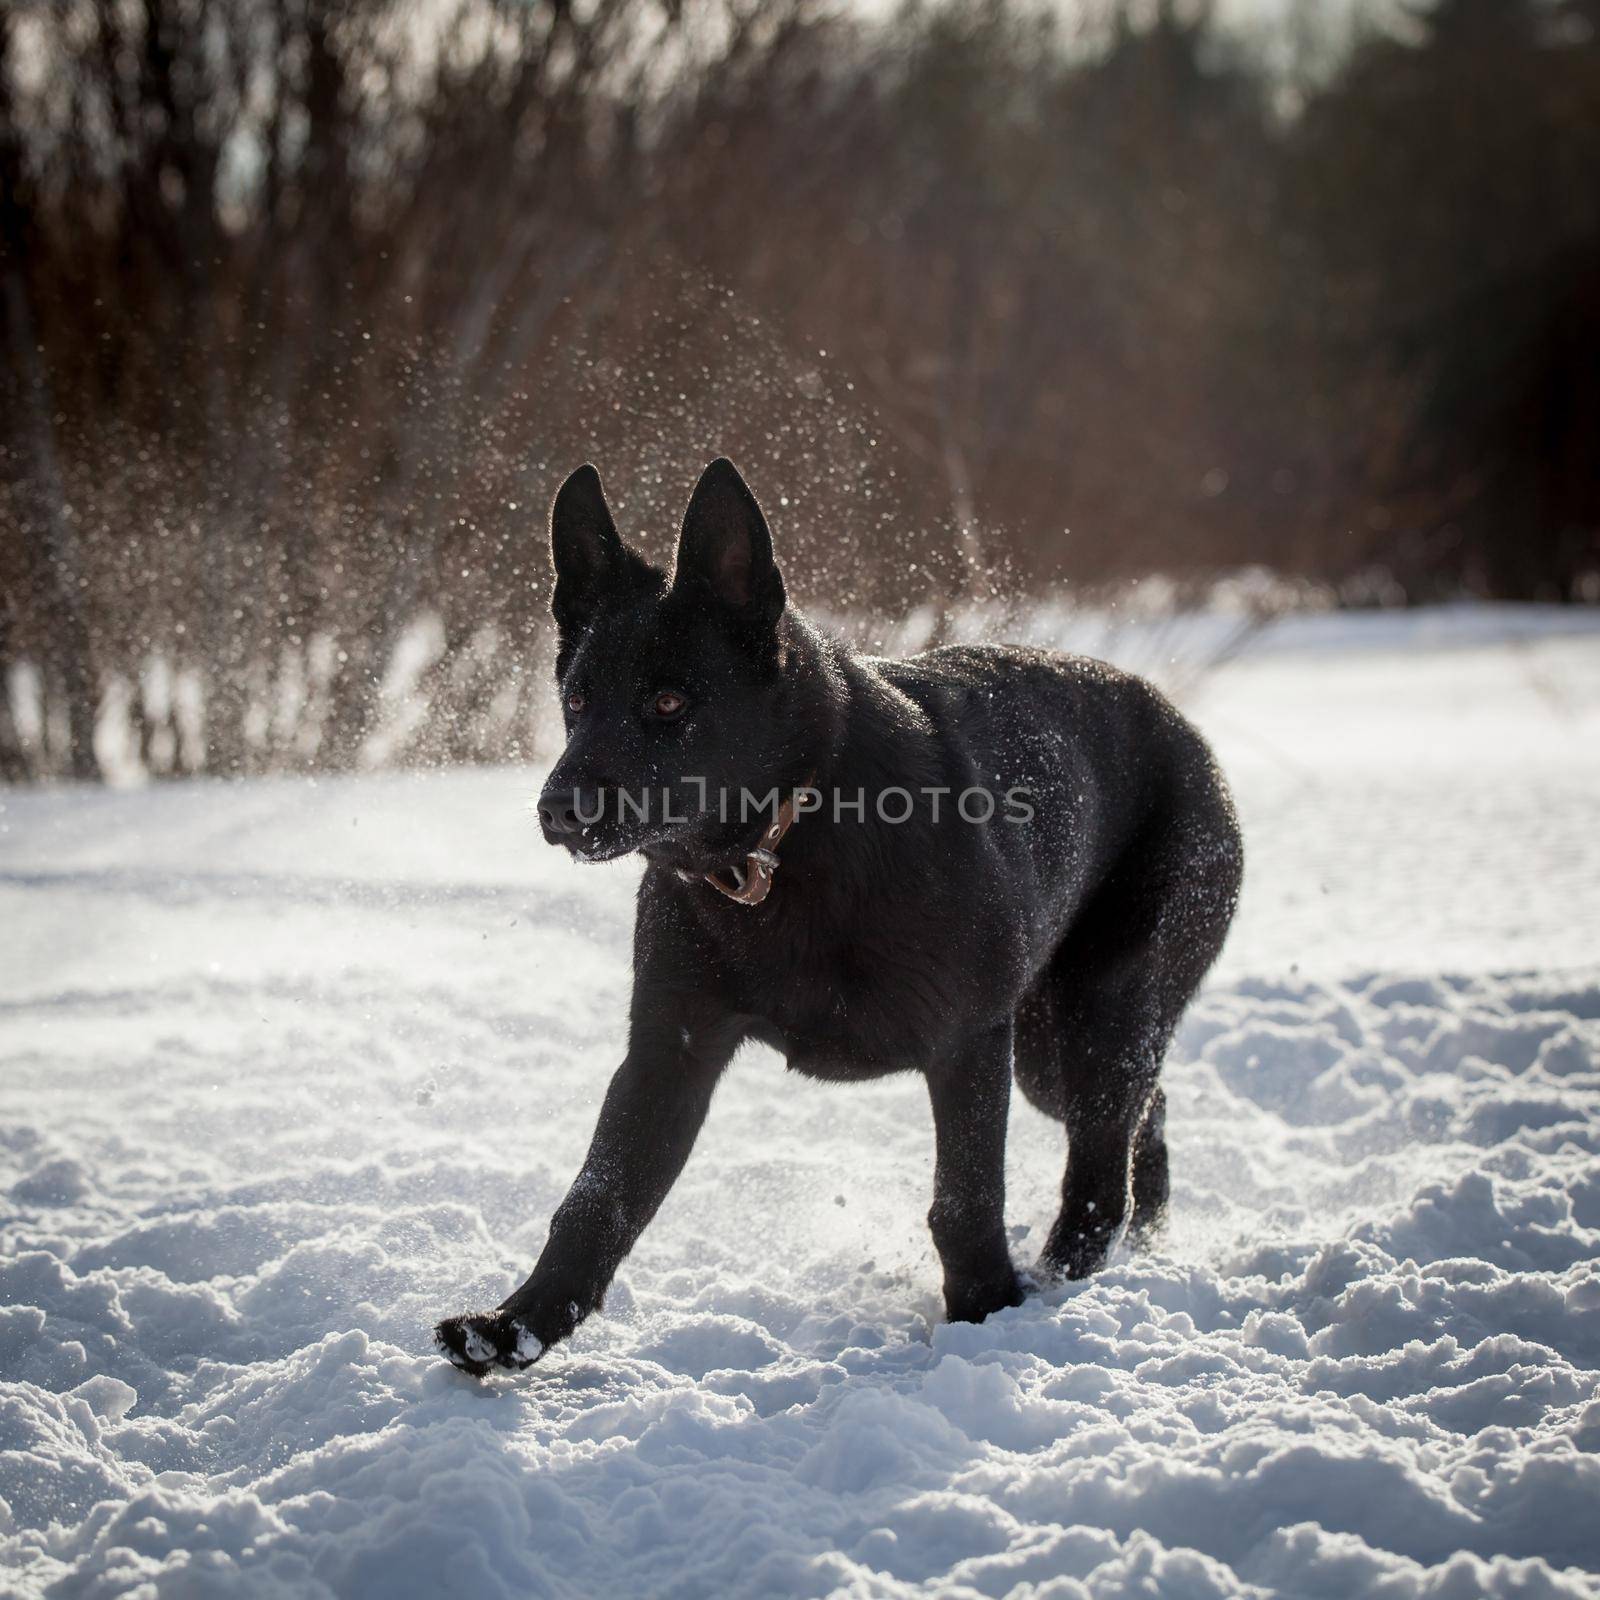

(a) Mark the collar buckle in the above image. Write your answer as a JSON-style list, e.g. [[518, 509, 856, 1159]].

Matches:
[[703, 777, 815, 908]]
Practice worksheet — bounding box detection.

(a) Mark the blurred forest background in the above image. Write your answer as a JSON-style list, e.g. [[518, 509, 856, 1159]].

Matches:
[[2, 0, 1598, 782]]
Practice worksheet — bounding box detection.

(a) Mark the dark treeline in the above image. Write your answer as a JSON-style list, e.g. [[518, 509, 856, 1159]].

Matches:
[[2, 0, 1598, 782]]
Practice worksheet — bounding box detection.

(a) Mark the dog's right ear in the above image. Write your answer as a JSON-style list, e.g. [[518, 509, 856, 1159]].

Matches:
[[549, 464, 656, 644]]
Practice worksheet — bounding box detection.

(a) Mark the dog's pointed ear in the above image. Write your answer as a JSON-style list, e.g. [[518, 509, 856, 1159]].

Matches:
[[549, 464, 655, 640], [671, 458, 785, 629]]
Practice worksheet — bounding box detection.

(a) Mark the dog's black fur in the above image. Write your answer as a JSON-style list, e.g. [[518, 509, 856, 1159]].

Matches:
[[436, 458, 1242, 1375]]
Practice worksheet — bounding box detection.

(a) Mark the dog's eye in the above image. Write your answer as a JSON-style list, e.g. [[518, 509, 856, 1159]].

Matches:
[[567, 692, 586, 714], [653, 690, 687, 719]]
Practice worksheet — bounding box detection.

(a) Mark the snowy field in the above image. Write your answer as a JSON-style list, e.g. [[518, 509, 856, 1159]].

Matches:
[[3, 605, 1600, 1599]]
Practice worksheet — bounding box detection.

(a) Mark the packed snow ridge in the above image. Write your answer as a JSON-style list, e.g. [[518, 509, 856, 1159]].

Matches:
[[2, 609, 1599, 1598]]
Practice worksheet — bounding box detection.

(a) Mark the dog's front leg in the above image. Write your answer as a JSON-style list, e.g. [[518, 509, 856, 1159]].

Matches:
[[925, 1022, 1027, 1324], [435, 1022, 730, 1375]]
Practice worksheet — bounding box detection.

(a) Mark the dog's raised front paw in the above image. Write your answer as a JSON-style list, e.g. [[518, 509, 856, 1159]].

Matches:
[[434, 1309, 546, 1377]]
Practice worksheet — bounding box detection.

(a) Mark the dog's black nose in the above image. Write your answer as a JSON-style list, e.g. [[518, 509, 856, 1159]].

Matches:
[[539, 789, 584, 836]]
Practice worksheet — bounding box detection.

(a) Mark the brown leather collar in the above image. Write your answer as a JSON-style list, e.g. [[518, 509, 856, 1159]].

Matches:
[[704, 780, 812, 906]]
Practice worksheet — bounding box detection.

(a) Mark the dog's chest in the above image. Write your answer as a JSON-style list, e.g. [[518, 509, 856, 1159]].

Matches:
[[720, 912, 1008, 1079]]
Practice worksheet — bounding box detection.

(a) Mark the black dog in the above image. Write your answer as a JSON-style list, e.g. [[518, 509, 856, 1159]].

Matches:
[[436, 458, 1241, 1375]]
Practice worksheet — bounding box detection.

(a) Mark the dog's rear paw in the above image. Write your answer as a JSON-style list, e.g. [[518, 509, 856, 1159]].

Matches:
[[943, 1268, 1028, 1324], [1125, 1203, 1169, 1253], [1038, 1213, 1125, 1282], [434, 1310, 545, 1377]]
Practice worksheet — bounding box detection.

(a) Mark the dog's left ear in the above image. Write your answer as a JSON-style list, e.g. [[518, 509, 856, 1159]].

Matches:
[[671, 458, 786, 630]]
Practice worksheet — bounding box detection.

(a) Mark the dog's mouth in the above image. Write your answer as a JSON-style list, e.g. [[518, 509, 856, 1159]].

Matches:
[[566, 832, 637, 863], [545, 821, 659, 863], [541, 805, 705, 866], [554, 824, 758, 883]]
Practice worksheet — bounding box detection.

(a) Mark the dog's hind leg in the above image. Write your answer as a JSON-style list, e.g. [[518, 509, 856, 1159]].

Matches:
[[1015, 960, 1171, 1265], [924, 1021, 1027, 1323], [1013, 979, 1065, 1122], [1127, 1085, 1170, 1245], [1036, 805, 1240, 1281], [1012, 902, 1174, 1278], [1042, 1050, 1160, 1280]]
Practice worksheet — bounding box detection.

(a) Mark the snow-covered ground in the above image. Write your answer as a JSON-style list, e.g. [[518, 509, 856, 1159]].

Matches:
[[3, 606, 1599, 1599]]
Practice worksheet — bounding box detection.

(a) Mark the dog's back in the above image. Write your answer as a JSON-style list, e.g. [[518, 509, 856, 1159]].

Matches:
[[880, 641, 1237, 951]]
